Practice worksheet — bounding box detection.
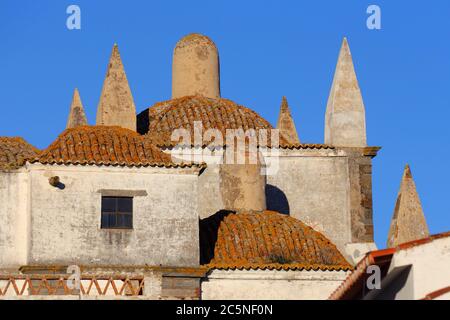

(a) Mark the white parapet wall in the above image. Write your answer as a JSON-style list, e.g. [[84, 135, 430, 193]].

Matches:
[[201, 269, 350, 300]]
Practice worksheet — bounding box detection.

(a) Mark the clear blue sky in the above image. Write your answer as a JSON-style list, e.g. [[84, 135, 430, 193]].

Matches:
[[1, 0, 449, 248]]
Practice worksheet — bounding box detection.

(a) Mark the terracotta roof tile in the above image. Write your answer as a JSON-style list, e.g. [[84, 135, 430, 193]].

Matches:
[[200, 210, 352, 271], [31, 126, 203, 169], [138, 95, 287, 147], [138, 96, 335, 150], [0, 137, 39, 171], [208, 263, 351, 272], [278, 143, 335, 150]]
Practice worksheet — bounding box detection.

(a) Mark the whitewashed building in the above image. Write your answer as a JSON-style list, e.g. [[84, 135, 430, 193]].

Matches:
[[0, 33, 444, 300]]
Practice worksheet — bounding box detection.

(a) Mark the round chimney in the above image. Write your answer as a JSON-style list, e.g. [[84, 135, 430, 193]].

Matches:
[[172, 33, 220, 99], [219, 146, 267, 213]]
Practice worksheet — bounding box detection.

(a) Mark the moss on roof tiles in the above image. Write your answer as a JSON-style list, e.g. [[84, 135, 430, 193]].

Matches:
[[200, 210, 352, 271], [0, 137, 39, 171]]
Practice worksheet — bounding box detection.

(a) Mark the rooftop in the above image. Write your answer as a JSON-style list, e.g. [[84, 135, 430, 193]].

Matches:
[[329, 231, 450, 300], [0, 137, 39, 171], [138, 95, 288, 148], [31, 126, 202, 169], [200, 210, 353, 271]]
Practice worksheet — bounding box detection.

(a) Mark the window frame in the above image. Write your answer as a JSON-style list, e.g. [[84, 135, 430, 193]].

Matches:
[[100, 196, 133, 230]]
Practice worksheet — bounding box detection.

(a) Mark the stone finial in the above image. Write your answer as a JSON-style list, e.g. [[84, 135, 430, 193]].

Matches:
[[387, 165, 430, 248], [66, 88, 87, 129], [277, 96, 300, 144], [325, 37, 367, 147], [172, 33, 220, 99], [96, 44, 136, 131]]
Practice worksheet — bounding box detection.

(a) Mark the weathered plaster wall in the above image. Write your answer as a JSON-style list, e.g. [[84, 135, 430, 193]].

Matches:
[[344, 242, 377, 265], [169, 147, 375, 252], [167, 148, 225, 219], [265, 149, 352, 250], [346, 149, 374, 243], [198, 163, 224, 219], [26, 164, 200, 267], [0, 171, 29, 268], [202, 270, 349, 300], [170, 147, 267, 218]]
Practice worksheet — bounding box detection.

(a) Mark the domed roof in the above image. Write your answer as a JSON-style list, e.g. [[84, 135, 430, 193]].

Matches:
[[0, 137, 39, 171], [200, 210, 352, 270], [32, 126, 200, 168], [137, 95, 285, 147]]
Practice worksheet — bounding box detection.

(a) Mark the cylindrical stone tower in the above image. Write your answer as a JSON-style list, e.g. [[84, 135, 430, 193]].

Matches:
[[172, 33, 220, 99]]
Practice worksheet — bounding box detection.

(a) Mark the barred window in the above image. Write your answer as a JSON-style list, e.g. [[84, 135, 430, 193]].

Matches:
[[101, 196, 133, 229]]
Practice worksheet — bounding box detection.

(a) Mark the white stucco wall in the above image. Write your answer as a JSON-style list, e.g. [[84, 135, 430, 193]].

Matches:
[[168, 147, 354, 252], [265, 149, 352, 250], [0, 163, 202, 268], [387, 236, 450, 300], [202, 270, 349, 300], [197, 163, 224, 219], [166, 148, 224, 219], [0, 170, 29, 267], [344, 242, 378, 265]]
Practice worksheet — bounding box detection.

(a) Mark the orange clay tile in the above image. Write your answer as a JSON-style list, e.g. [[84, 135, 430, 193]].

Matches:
[[200, 210, 353, 271], [138, 95, 284, 147], [138, 96, 336, 150], [31, 126, 203, 169], [0, 137, 40, 171]]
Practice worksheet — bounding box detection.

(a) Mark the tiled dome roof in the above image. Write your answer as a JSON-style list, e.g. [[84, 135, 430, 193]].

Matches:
[[0, 137, 39, 171], [137, 95, 284, 147], [200, 210, 352, 271], [32, 126, 200, 168]]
